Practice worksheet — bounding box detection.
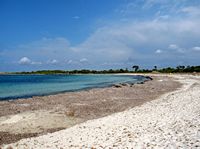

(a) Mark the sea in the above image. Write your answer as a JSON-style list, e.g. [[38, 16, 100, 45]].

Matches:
[[0, 74, 147, 100]]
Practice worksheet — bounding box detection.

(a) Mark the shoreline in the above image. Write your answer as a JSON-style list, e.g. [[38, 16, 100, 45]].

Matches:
[[3, 74, 200, 148], [0, 74, 148, 101], [0, 74, 181, 145]]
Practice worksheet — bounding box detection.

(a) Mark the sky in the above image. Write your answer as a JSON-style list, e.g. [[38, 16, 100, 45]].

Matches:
[[0, 0, 200, 72]]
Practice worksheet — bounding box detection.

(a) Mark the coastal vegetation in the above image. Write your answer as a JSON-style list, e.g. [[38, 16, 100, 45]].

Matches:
[[7, 65, 200, 75]]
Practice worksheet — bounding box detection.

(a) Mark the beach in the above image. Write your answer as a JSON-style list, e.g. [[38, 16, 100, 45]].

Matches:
[[0, 74, 180, 146], [1, 0, 200, 148], [3, 74, 198, 149], [2, 74, 199, 148]]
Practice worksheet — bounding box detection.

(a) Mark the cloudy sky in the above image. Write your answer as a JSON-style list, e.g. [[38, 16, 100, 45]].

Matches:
[[0, 0, 200, 71]]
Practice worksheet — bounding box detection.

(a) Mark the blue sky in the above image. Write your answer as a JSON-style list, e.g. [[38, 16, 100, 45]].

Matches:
[[1, 0, 200, 71]]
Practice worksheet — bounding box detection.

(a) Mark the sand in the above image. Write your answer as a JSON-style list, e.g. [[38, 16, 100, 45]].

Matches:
[[2, 74, 200, 149], [0, 74, 181, 145]]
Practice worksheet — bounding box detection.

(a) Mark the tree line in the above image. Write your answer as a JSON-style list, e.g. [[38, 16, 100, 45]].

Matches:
[[13, 65, 200, 75], [132, 65, 200, 73]]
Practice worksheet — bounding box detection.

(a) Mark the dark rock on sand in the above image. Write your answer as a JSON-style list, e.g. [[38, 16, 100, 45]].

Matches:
[[120, 83, 129, 86], [145, 76, 153, 80], [113, 84, 122, 88], [136, 82, 144, 84]]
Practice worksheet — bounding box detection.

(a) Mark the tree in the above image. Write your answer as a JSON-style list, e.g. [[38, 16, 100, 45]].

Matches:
[[176, 65, 185, 70], [132, 65, 139, 72], [154, 66, 157, 70], [176, 65, 185, 72]]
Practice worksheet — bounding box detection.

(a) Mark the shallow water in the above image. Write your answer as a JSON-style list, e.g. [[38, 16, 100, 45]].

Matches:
[[0, 74, 146, 100]]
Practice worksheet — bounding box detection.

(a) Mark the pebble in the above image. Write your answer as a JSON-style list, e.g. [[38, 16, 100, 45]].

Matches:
[[2, 75, 200, 149]]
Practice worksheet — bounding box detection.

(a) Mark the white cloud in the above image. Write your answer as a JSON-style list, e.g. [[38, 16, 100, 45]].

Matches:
[[143, 0, 188, 10], [192, 46, 200, 51], [18, 57, 42, 65], [154, 15, 170, 21], [67, 60, 73, 64], [79, 58, 88, 63], [47, 59, 58, 64], [13, 12, 200, 68], [7, 37, 76, 67], [18, 37, 71, 59], [19, 57, 31, 65], [143, 0, 168, 9], [72, 16, 80, 19], [101, 62, 124, 66], [72, 7, 200, 67], [76, 18, 198, 59], [31, 61, 42, 65], [169, 44, 179, 49], [66, 59, 80, 65], [3, 1, 200, 69], [155, 49, 162, 54], [181, 6, 200, 17], [168, 44, 184, 53]]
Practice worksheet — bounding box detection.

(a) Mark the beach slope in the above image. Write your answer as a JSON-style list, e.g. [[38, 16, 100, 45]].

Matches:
[[2, 74, 200, 148]]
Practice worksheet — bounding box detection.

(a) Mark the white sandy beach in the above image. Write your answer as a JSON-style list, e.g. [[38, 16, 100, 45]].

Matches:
[[2, 74, 200, 149]]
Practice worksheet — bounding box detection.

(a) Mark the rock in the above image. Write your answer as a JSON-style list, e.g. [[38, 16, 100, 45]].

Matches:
[[145, 76, 153, 80], [113, 84, 122, 88], [136, 82, 144, 84], [120, 83, 129, 86]]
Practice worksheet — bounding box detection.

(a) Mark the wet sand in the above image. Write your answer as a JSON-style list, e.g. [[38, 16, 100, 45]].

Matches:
[[0, 75, 181, 145]]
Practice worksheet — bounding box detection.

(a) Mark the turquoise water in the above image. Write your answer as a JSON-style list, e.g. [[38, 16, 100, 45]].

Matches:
[[0, 74, 147, 100]]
